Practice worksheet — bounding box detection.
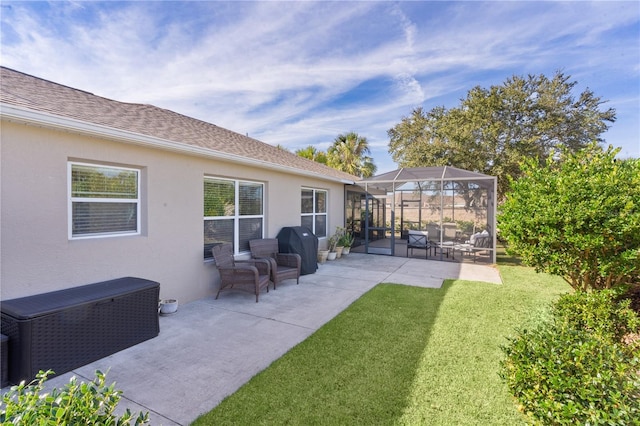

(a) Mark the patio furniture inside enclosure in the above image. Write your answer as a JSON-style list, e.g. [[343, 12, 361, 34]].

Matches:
[[407, 230, 430, 259], [349, 166, 497, 263], [249, 238, 301, 289], [212, 243, 272, 302], [455, 231, 494, 262]]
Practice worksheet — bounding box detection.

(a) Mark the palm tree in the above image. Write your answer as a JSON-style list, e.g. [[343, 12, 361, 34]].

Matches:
[[327, 132, 377, 178], [295, 145, 328, 164]]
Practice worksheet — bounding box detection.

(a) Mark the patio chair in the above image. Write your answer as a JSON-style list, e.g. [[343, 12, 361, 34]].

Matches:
[[455, 232, 493, 262], [249, 238, 301, 289], [212, 243, 272, 302], [407, 230, 431, 259], [431, 224, 458, 258]]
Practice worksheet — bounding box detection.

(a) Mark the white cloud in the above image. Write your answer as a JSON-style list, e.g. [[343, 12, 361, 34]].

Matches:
[[1, 0, 638, 169]]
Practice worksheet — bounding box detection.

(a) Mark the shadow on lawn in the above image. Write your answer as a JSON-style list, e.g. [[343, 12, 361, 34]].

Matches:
[[195, 282, 451, 424], [496, 242, 523, 266]]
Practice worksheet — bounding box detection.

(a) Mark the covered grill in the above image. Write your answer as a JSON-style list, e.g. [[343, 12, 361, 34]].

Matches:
[[276, 226, 318, 275]]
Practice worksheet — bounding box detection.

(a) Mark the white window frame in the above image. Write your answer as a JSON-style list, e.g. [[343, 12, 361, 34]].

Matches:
[[68, 161, 141, 240], [204, 176, 265, 259], [301, 187, 328, 238]]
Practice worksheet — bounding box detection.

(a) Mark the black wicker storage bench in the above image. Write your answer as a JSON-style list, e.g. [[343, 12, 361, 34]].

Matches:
[[1, 277, 160, 385], [1, 334, 8, 388]]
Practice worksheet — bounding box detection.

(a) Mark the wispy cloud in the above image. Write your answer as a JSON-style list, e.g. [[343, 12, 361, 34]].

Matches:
[[1, 1, 638, 171]]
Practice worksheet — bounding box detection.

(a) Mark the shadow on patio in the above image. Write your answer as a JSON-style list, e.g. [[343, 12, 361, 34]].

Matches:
[[29, 253, 501, 425]]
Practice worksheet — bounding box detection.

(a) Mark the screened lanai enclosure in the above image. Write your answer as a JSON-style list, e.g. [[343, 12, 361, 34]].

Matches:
[[346, 167, 497, 263]]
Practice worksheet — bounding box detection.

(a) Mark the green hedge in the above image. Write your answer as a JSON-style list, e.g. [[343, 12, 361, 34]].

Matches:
[[1, 370, 149, 425], [501, 290, 640, 425], [498, 145, 640, 292]]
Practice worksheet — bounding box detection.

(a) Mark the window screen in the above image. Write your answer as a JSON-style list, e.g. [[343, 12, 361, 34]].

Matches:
[[301, 188, 327, 237], [204, 177, 264, 259], [69, 163, 140, 238]]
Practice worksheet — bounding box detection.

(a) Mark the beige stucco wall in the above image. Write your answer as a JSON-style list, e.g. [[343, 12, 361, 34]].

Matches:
[[0, 120, 345, 303]]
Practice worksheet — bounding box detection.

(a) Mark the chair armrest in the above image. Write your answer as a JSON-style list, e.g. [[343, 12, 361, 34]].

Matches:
[[217, 264, 259, 283], [408, 241, 430, 248], [473, 236, 492, 248], [237, 258, 271, 276], [275, 253, 301, 269]]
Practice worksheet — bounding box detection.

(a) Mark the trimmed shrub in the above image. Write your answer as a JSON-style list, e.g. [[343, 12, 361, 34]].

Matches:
[[498, 144, 640, 291], [0, 370, 149, 425], [501, 291, 640, 425], [553, 289, 640, 342]]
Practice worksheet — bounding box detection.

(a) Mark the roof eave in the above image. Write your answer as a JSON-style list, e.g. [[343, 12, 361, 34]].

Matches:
[[0, 103, 355, 185]]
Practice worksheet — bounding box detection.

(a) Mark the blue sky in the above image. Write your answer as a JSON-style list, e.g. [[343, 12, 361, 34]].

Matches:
[[1, 1, 638, 173]]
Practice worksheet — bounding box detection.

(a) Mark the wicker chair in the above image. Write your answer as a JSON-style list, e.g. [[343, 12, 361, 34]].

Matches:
[[249, 238, 301, 289], [212, 243, 272, 302]]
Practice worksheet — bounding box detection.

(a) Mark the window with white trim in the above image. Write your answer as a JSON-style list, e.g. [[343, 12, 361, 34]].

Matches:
[[301, 188, 327, 237], [204, 177, 264, 259], [69, 162, 141, 239]]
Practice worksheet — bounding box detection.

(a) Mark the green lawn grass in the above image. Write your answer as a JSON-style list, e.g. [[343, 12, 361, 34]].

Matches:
[[193, 265, 570, 425]]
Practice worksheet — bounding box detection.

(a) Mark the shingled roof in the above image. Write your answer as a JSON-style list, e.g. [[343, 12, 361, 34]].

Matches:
[[0, 66, 357, 183]]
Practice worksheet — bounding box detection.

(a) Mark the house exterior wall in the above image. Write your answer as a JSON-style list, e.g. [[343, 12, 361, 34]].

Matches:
[[1, 121, 344, 303]]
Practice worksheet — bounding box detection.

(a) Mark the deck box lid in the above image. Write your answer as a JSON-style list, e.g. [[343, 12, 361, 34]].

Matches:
[[1, 277, 159, 320]]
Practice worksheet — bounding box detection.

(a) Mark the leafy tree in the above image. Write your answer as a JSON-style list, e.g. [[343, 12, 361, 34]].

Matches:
[[327, 132, 377, 178], [498, 144, 640, 291], [295, 145, 328, 164], [388, 72, 616, 200]]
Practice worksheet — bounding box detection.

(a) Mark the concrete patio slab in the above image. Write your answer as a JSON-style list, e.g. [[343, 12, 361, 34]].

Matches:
[[4, 253, 501, 425]]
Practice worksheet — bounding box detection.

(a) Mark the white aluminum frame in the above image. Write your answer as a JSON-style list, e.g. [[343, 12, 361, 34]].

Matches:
[[301, 187, 328, 238], [68, 161, 141, 240], [203, 176, 265, 257]]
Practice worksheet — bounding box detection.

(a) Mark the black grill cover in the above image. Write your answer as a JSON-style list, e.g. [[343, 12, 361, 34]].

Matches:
[[276, 226, 318, 275]]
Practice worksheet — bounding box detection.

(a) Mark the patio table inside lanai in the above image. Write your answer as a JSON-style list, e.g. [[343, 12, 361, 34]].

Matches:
[[347, 166, 498, 264]]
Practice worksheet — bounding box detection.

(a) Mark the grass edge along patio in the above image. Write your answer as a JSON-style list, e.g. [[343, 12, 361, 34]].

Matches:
[[194, 261, 570, 425]]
